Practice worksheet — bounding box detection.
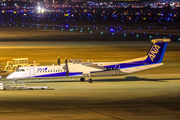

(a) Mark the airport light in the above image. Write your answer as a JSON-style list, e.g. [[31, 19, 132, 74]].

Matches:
[[124, 34, 126, 36], [178, 38, 180, 41], [149, 36, 152, 38], [136, 35, 139, 37], [112, 33, 114, 35], [101, 32, 103, 34], [37, 7, 41, 11], [61, 28, 63, 31], [90, 31, 92, 33]]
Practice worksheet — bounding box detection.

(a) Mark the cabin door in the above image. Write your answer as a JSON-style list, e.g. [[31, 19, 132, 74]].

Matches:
[[30, 68, 35, 77]]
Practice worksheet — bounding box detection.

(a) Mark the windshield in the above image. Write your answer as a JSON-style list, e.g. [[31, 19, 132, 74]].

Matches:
[[16, 69, 25, 72]]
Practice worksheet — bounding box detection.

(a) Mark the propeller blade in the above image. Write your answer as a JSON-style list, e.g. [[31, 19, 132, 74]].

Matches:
[[63, 58, 69, 77], [66, 67, 69, 77], [57, 56, 60, 65], [65, 58, 67, 66]]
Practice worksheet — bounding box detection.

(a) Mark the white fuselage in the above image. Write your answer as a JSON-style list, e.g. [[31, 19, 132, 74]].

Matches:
[[7, 62, 163, 79]]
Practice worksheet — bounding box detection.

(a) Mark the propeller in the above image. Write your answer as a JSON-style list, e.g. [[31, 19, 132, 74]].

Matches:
[[63, 58, 69, 77], [57, 56, 60, 65]]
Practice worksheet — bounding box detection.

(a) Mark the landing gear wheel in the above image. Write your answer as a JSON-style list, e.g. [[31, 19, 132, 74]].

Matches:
[[80, 77, 85, 82], [88, 79, 93, 83], [6, 66, 10, 70], [13, 67, 17, 71], [18, 65, 21, 68]]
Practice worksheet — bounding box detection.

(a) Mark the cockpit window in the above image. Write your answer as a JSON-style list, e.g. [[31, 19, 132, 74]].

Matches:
[[16, 69, 25, 72]]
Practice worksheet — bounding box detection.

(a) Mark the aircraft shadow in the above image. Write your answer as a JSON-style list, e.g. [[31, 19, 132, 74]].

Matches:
[[25, 76, 180, 83]]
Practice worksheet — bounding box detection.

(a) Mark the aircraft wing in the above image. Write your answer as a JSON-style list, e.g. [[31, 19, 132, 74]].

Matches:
[[82, 63, 106, 70], [91, 57, 146, 67]]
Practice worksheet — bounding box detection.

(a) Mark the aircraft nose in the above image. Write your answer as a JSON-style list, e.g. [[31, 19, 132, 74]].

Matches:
[[7, 74, 14, 79]]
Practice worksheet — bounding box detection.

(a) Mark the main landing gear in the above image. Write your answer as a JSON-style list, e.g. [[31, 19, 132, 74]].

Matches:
[[80, 74, 93, 83]]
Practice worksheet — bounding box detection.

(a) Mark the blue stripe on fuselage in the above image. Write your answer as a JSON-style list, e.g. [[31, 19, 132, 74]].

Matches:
[[104, 60, 145, 69], [34, 72, 82, 78]]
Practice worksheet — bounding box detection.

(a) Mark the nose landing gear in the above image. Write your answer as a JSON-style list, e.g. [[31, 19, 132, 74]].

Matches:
[[14, 79, 18, 83]]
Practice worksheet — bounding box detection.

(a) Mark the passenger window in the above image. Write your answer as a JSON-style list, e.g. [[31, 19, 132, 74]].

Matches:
[[16, 69, 25, 72]]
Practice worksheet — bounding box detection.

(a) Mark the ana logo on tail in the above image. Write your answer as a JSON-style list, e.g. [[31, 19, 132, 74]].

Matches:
[[149, 45, 161, 61]]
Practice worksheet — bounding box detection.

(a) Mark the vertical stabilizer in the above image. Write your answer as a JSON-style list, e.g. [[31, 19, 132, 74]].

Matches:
[[144, 39, 170, 64]]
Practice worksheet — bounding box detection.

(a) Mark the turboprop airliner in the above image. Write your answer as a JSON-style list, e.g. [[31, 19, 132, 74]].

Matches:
[[7, 39, 170, 83]]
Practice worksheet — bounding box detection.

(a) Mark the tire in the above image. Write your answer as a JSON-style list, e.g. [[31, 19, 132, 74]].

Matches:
[[18, 65, 21, 68], [6, 66, 10, 70], [13, 67, 17, 71], [80, 77, 85, 82], [89, 79, 93, 83]]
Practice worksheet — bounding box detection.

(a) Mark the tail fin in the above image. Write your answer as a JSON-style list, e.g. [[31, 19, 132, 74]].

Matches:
[[144, 39, 170, 64]]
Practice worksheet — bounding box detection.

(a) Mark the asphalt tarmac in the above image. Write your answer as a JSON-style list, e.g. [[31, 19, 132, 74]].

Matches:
[[0, 74, 180, 120]]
